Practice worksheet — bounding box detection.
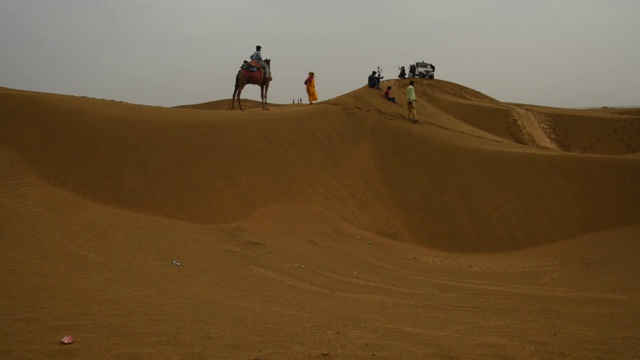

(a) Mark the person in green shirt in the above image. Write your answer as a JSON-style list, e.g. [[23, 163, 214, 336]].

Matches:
[[406, 81, 417, 123]]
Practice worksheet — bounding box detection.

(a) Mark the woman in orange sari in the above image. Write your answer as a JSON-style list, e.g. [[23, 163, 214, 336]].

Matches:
[[304, 71, 318, 104]]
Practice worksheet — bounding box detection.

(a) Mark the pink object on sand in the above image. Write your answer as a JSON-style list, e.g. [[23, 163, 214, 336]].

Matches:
[[61, 335, 74, 344]]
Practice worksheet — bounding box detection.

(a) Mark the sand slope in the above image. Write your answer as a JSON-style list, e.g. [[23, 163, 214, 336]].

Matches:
[[1, 82, 639, 359]]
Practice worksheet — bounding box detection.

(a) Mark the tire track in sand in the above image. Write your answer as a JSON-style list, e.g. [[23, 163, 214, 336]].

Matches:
[[506, 105, 560, 150]]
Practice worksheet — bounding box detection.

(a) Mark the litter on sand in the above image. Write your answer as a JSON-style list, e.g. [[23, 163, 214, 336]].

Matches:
[[60, 335, 74, 344], [171, 260, 181, 266]]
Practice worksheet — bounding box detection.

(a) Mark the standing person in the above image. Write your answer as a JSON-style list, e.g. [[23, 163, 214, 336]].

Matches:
[[398, 66, 407, 79], [305, 71, 318, 104], [376, 67, 383, 88], [250, 45, 271, 80], [406, 80, 417, 123]]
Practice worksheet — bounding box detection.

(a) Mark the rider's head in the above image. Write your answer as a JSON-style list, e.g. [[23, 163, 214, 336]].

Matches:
[[256, 45, 262, 51]]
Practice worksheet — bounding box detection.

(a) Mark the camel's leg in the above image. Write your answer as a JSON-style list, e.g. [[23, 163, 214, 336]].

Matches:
[[231, 74, 241, 110], [236, 87, 244, 111], [231, 86, 238, 110], [231, 73, 246, 111], [263, 82, 269, 110]]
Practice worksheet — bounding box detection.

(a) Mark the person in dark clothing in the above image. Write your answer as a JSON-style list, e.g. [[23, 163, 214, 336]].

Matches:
[[368, 71, 381, 88], [398, 66, 407, 79]]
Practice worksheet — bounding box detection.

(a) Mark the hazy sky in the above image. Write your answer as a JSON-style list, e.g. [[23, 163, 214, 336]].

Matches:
[[1, 0, 638, 108]]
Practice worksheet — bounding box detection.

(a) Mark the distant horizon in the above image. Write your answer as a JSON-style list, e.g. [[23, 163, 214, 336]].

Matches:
[[4, 83, 639, 111]]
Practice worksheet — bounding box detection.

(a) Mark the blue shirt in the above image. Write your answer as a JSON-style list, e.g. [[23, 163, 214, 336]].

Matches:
[[250, 51, 263, 61]]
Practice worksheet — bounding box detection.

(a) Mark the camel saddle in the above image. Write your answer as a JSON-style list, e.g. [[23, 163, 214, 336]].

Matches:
[[240, 60, 267, 84], [241, 60, 263, 72]]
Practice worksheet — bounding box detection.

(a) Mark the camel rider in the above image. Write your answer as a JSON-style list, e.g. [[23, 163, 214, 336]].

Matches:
[[250, 45, 271, 80]]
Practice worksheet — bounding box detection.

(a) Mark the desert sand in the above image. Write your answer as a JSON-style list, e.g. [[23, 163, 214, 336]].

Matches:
[[1, 79, 639, 359]]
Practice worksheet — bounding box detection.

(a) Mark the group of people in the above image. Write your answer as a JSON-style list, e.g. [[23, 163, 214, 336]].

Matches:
[[398, 63, 435, 79], [245, 45, 417, 121], [378, 82, 418, 123], [366, 67, 417, 123]]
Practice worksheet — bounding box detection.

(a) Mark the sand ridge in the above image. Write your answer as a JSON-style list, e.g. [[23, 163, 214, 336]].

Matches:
[[1, 82, 639, 358]]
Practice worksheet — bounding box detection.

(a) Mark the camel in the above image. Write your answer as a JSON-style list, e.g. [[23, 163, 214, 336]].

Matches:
[[231, 59, 271, 110]]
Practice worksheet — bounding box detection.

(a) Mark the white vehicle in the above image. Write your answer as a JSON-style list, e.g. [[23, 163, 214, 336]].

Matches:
[[414, 62, 435, 79]]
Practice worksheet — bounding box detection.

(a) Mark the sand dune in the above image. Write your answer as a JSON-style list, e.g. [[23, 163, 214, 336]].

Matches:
[[1, 82, 639, 359]]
